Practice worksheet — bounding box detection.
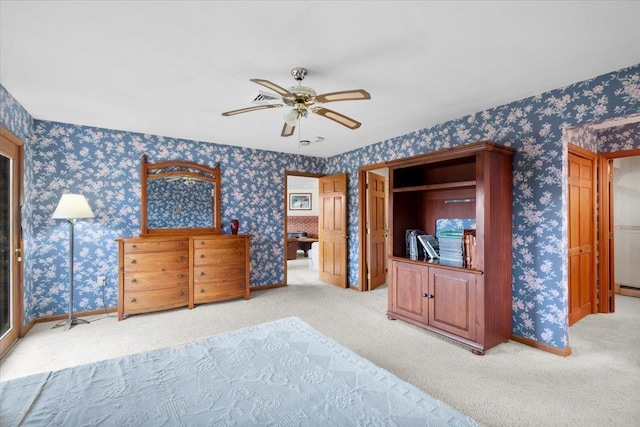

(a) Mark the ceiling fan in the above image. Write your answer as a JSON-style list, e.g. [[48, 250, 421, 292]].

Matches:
[[222, 67, 371, 137]]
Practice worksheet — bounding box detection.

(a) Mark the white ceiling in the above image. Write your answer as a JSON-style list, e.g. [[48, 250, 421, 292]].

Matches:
[[1, 1, 639, 158]]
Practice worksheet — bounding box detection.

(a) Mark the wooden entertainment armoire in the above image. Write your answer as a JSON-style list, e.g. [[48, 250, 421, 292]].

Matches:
[[116, 156, 250, 321], [386, 141, 514, 354]]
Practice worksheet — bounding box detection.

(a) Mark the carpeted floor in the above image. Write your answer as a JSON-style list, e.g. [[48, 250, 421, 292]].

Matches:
[[1, 257, 639, 426]]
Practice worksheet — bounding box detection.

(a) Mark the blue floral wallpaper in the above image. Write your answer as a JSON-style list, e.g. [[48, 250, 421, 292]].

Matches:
[[598, 121, 640, 152], [0, 85, 33, 143], [1, 63, 639, 351]]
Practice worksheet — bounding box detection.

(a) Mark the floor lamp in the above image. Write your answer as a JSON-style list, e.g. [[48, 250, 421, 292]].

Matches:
[[52, 194, 95, 331]]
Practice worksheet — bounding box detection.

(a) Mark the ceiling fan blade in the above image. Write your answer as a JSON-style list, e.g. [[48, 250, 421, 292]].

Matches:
[[315, 89, 371, 104], [250, 79, 294, 98], [312, 107, 362, 129], [281, 122, 295, 137], [221, 104, 282, 116]]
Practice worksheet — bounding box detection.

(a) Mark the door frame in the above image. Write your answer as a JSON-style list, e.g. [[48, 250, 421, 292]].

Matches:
[[0, 126, 24, 357], [597, 148, 640, 313], [284, 171, 323, 285], [358, 163, 388, 291]]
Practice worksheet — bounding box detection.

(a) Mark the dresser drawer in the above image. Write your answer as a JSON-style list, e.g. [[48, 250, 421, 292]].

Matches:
[[124, 239, 188, 253], [194, 247, 245, 265], [192, 238, 245, 250], [193, 263, 245, 283], [194, 281, 246, 303], [124, 251, 188, 272], [123, 285, 189, 314], [124, 270, 188, 292]]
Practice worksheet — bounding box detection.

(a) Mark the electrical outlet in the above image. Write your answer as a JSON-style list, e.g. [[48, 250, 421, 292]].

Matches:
[[97, 276, 106, 287]]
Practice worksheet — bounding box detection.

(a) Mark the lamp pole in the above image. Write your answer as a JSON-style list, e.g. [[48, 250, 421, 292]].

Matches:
[[62, 218, 89, 331]]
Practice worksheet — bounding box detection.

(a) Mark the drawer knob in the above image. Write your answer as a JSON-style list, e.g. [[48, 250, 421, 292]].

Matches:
[[238, 252, 242, 256], [237, 284, 243, 289], [238, 268, 242, 272], [130, 298, 137, 303], [179, 274, 184, 278], [179, 256, 184, 261], [179, 291, 185, 297], [422, 293, 435, 299], [200, 254, 205, 259], [200, 272, 205, 277], [200, 289, 205, 293], [130, 259, 137, 264], [131, 278, 137, 283], [132, 244, 137, 249]]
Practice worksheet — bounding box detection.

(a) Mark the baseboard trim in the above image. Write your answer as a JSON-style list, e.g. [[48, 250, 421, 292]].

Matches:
[[250, 283, 286, 292], [511, 334, 572, 357], [22, 307, 118, 336], [615, 284, 640, 298]]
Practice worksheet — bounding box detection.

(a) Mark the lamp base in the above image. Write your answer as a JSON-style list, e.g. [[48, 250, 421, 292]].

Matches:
[[53, 317, 90, 331]]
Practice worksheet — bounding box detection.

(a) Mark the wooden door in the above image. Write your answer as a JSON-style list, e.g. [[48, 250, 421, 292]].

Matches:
[[568, 148, 596, 326], [319, 173, 348, 287], [0, 127, 23, 356], [367, 171, 387, 290], [598, 157, 615, 313]]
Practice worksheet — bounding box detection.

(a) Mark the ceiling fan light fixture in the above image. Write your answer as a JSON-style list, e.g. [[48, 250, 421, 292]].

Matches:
[[283, 109, 299, 126], [222, 67, 370, 136]]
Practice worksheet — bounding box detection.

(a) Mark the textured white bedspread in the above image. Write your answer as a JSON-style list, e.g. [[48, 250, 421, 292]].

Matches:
[[1, 317, 479, 426]]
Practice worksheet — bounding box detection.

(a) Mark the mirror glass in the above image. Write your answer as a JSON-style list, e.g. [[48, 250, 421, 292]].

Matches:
[[141, 156, 221, 235], [147, 178, 215, 229]]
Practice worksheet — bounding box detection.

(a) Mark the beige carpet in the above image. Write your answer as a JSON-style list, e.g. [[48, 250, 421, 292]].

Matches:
[[1, 257, 639, 426]]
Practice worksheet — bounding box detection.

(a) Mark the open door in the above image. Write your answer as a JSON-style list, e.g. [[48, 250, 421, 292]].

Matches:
[[598, 156, 616, 313], [319, 173, 348, 287], [568, 145, 597, 325], [366, 171, 387, 290], [0, 127, 23, 357]]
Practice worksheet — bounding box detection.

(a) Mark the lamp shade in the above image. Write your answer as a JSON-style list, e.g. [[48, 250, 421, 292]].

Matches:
[[52, 194, 95, 220]]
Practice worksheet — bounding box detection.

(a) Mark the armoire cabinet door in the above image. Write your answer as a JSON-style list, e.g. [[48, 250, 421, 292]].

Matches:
[[390, 261, 428, 323], [428, 267, 477, 340]]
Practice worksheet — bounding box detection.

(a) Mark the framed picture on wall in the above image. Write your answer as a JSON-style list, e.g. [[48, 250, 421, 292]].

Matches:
[[289, 193, 312, 210]]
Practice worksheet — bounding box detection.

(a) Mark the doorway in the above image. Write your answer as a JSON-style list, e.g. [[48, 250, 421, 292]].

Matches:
[[285, 173, 321, 286], [0, 127, 23, 357], [599, 149, 640, 312], [284, 171, 349, 288], [612, 155, 640, 297], [566, 117, 640, 327]]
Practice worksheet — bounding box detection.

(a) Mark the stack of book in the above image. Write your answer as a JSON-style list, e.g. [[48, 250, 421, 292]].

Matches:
[[438, 231, 464, 265]]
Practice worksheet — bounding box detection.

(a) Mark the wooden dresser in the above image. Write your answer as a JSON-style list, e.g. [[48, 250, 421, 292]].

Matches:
[[117, 234, 250, 320]]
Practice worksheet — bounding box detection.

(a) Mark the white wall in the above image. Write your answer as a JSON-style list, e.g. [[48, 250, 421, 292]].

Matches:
[[287, 176, 319, 216], [613, 156, 640, 288]]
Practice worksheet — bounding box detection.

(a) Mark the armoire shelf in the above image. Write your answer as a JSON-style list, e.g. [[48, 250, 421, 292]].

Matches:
[[392, 180, 477, 193]]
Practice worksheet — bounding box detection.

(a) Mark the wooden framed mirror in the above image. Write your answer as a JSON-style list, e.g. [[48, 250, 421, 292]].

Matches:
[[140, 155, 221, 235]]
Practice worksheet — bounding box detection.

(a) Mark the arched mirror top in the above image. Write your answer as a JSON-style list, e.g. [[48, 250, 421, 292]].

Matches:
[[140, 154, 221, 236]]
